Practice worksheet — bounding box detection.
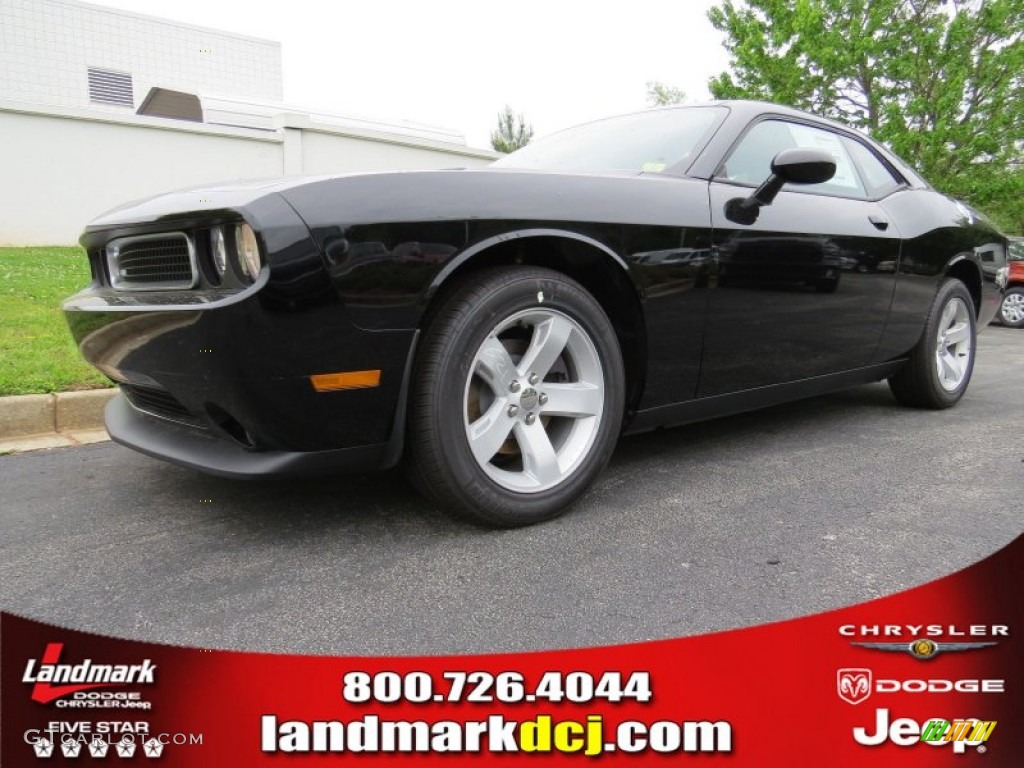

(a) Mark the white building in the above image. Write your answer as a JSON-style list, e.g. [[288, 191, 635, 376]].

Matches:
[[0, 0, 497, 244], [0, 0, 283, 112]]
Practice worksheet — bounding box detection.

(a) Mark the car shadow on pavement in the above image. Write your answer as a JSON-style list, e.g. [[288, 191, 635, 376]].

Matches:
[[133, 382, 903, 539]]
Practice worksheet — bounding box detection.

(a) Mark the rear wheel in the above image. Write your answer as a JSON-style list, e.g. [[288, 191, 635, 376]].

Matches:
[[406, 266, 625, 526], [888, 278, 976, 409], [999, 287, 1024, 328]]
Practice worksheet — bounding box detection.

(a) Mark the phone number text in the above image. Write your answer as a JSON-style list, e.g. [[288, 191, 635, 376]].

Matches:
[[342, 671, 652, 705]]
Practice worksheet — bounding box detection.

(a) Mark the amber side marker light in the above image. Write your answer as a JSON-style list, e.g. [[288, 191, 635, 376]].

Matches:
[[310, 370, 381, 392]]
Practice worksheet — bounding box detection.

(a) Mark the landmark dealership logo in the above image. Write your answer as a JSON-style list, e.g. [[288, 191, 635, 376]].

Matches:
[[22, 643, 156, 704]]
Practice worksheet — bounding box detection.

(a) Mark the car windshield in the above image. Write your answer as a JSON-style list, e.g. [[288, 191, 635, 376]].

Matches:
[[1009, 240, 1024, 261], [492, 106, 727, 174]]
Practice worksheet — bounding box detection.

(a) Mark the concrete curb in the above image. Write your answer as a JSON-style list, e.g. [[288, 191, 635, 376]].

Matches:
[[0, 388, 115, 454]]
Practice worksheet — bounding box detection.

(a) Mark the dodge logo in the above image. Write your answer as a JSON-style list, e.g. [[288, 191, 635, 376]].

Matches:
[[838, 668, 872, 705]]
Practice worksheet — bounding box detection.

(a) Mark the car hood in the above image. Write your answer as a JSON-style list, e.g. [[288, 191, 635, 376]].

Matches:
[[85, 167, 698, 230], [84, 175, 338, 230]]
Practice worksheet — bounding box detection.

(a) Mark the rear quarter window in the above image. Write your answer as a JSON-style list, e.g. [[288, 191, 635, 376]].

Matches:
[[842, 137, 904, 199]]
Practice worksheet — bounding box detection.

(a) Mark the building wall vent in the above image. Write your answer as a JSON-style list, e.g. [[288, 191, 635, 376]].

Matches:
[[137, 88, 203, 122], [88, 68, 134, 107]]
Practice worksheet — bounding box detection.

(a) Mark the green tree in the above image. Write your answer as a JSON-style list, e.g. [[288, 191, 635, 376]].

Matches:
[[707, 0, 1024, 232], [646, 81, 687, 106], [491, 106, 534, 154]]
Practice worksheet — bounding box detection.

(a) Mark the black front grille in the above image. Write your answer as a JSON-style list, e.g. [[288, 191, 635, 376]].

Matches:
[[122, 385, 205, 428], [107, 233, 195, 290]]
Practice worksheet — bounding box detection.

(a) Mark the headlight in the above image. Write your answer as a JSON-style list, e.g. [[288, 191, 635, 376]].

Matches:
[[234, 223, 262, 282], [211, 227, 228, 277]]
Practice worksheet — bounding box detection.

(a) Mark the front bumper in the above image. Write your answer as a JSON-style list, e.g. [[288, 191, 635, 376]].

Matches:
[[63, 289, 416, 453], [106, 395, 392, 477]]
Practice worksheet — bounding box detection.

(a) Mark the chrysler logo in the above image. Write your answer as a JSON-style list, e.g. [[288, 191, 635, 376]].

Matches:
[[850, 639, 997, 660], [838, 668, 872, 705]]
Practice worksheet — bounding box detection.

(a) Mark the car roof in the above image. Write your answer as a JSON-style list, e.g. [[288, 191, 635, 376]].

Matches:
[[712, 100, 862, 131]]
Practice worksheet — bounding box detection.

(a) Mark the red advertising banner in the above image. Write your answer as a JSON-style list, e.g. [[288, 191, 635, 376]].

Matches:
[[2, 534, 1021, 765]]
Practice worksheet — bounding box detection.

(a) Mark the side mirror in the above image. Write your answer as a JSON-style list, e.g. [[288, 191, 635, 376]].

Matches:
[[725, 148, 837, 225]]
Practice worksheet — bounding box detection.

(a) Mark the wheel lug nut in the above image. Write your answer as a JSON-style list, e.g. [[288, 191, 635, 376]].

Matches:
[[539, 393, 548, 405], [525, 412, 537, 425], [507, 405, 518, 417], [528, 372, 539, 385], [509, 380, 521, 393]]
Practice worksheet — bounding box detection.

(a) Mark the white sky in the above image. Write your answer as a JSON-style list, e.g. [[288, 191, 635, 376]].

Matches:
[[82, 0, 729, 149]]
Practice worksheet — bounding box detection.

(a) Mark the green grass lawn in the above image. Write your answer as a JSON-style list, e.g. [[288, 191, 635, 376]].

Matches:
[[0, 246, 112, 395]]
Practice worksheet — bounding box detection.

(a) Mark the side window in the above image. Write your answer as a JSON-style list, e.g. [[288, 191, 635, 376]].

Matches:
[[842, 137, 903, 198], [719, 120, 866, 198]]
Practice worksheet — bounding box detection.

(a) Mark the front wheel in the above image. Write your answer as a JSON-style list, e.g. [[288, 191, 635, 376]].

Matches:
[[998, 287, 1024, 328], [888, 278, 976, 409], [406, 266, 625, 526]]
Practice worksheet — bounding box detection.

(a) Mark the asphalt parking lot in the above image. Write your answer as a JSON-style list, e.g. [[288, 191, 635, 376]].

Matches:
[[1, 327, 1020, 655]]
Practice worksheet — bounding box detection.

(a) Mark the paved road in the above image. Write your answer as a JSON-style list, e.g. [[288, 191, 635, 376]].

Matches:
[[2, 328, 1021, 655]]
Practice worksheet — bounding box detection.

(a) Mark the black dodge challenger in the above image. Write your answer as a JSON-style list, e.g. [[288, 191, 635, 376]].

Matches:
[[63, 101, 1008, 526]]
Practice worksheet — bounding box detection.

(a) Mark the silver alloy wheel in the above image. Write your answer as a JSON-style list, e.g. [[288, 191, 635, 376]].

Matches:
[[463, 308, 604, 493], [1001, 292, 1024, 324], [934, 297, 972, 391]]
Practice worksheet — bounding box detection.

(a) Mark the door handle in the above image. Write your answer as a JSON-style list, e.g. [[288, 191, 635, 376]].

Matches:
[[869, 214, 889, 231]]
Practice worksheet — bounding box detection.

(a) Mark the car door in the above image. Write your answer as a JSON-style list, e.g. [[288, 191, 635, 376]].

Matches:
[[698, 118, 903, 397]]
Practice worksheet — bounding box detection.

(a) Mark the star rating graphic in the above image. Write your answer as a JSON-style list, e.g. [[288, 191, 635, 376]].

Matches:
[[143, 738, 165, 758], [89, 737, 110, 758], [61, 739, 83, 757], [115, 738, 137, 758], [31, 731, 177, 760]]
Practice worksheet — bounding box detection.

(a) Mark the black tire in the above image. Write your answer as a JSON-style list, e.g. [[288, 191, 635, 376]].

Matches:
[[406, 266, 625, 526], [888, 278, 976, 409], [998, 286, 1024, 328]]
